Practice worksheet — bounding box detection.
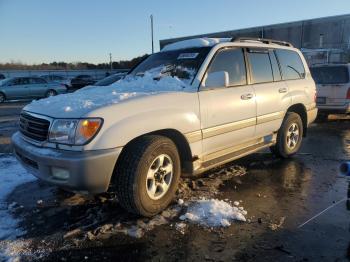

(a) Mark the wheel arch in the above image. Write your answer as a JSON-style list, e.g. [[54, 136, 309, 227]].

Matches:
[[286, 103, 307, 137], [115, 128, 193, 177]]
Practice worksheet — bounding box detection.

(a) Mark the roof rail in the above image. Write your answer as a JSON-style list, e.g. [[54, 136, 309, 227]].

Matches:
[[231, 37, 293, 47]]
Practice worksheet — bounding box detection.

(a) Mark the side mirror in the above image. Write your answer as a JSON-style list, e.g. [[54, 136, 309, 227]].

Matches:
[[204, 71, 229, 89]]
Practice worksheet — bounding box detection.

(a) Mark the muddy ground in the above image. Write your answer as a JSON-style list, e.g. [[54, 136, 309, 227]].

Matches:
[[0, 102, 349, 261]]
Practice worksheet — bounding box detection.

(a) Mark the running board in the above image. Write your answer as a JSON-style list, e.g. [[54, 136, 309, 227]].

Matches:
[[193, 135, 276, 175]]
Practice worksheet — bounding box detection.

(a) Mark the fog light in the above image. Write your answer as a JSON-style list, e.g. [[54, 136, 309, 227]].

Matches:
[[51, 167, 70, 180]]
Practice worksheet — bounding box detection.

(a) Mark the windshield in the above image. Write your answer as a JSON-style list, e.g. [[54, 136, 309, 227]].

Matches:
[[95, 74, 125, 86], [310, 66, 349, 85], [129, 47, 211, 85]]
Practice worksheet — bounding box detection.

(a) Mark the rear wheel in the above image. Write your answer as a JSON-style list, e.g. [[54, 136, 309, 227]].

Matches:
[[45, 89, 57, 98], [114, 135, 181, 217], [270, 112, 303, 158], [0, 93, 5, 103]]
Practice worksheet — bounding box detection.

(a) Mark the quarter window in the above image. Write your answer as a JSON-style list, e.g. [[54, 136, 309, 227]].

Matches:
[[275, 49, 305, 80], [207, 48, 247, 87], [247, 49, 273, 84]]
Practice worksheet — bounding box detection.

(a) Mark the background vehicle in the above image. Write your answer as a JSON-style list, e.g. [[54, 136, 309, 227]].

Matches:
[[70, 74, 96, 89], [310, 63, 350, 120], [93, 73, 126, 86], [0, 76, 67, 103], [0, 73, 5, 80], [13, 38, 317, 216], [40, 74, 72, 88]]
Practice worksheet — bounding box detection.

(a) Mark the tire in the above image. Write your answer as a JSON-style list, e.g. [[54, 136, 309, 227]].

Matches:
[[270, 112, 303, 158], [0, 92, 5, 103], [46, 89, 57, 98], [114, 135, 181, 217]]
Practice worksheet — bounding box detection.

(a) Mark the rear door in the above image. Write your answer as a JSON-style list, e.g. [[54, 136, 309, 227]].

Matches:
[[247, 48, 291, 137], [29, 78, 48, 97], [310, 65, 350, 105]]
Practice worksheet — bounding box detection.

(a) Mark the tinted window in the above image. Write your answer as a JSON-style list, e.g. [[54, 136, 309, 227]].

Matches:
[[247, 49, 273, 84], [95, 74, 124, 86], [33, 78, 46, 84], [269, 50, 282, 81], [310, 66, 349, 84], [275, 49, 305, 80], [53, 76, 64, 80], [207, 48, 246, 86]]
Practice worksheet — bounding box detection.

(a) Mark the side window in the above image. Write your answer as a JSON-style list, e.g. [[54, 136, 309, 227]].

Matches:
[[247, 49, 273, 84], [275, 49, 305, 80], [207, 48, 247, 87], [269, 50, 282, 81]]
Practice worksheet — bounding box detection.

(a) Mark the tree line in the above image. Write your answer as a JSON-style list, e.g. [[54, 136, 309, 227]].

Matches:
[[0, 54, 148, 70]]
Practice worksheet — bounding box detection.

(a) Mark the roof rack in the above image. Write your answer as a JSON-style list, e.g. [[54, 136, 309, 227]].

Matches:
[[231, 37, 293, 47]]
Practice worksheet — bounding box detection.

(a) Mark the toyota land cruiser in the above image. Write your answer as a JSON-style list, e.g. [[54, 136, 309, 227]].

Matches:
[[12, 37, 317, 216]]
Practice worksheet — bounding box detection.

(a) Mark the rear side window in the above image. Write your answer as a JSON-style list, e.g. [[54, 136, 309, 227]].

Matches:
[[247, 49, 273, 84], [310, 66, 349, 84], [275, 49, 305, 80], [207, 48, 247, 87]]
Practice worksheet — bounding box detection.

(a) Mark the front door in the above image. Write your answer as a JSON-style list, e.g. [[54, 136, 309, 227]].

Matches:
[[199, 47, 257, 157]]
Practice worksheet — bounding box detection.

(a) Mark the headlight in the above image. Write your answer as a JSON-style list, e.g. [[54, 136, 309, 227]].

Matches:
[[49, 118, 102, 145]]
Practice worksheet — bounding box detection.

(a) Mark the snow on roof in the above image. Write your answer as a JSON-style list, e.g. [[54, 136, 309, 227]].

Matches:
[[161, 37, 231, 52]]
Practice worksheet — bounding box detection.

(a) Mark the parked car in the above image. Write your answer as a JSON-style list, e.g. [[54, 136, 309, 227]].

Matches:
[[0, 73, 5, 80], [12, 37, 317, 216], [93, 73, 126, 86], [70, 74, 96, 89], [40, 74, 71, 88], [310, 63, 350, 120], [0, 77, 67, 103]]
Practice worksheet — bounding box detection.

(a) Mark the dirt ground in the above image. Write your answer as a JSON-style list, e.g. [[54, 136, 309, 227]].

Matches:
[[0, 102, 349, 261]]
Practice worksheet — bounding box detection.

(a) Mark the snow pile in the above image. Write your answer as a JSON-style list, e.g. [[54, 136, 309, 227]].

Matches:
[[0, 155, 36, 240], [180, 198, 247, 227], [162, 37, 231, 52], [25, 69, 191, 116], [0, 155, 36, 260]]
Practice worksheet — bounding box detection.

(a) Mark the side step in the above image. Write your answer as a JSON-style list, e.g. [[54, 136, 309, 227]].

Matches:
[[193, 135, 276, 175]]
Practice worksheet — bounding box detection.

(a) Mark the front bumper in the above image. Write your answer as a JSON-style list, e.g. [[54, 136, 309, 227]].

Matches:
[[12, 132, 122, 194]]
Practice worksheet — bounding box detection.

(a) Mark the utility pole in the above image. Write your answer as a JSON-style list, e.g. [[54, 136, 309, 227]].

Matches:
[[109, 53, 112, 71], [150, 15, 154, 54]]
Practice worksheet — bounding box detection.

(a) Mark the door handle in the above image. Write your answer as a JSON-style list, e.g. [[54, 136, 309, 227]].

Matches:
[[241, 93, 254, 100], [279, 87, 287, 93]]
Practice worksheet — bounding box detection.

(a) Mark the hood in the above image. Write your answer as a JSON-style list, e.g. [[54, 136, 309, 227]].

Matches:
[[24, 72, 193, 118]]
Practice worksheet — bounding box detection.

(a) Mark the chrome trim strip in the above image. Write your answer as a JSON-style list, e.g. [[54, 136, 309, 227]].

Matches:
[[202, 117, 256, 139], [184, 130, 202, 143], [257, 111, 284, 124]]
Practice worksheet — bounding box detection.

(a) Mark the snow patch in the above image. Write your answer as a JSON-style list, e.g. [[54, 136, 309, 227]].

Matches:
[[162, 37, 231, 52], [0, 155, 36, 260], [180, 198, 247, 227]]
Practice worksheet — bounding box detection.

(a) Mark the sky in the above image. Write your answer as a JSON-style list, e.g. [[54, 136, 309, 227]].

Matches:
[[0, 0, 349, 64]]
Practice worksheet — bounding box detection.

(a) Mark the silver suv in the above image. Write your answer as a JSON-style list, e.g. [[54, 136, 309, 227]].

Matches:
[[12, 37, 317, 216], [310, 63, 350, 119]]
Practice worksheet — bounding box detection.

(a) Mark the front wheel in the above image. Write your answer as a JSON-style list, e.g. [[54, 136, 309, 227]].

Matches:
[[0, 93, 5, 103], [270, 112, 303, 158], [114, 135, 181, 217]]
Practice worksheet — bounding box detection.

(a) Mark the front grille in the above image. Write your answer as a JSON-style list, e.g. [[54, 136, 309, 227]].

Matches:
[[19, 113, 50, 142]]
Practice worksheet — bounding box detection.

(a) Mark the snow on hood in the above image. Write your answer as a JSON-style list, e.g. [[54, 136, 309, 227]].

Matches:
[[162, 37, 231, 52], [24, 71, 191, 118]]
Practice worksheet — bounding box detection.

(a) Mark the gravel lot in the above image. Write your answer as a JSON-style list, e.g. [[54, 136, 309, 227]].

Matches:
[[0, 102, 349, 261]]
